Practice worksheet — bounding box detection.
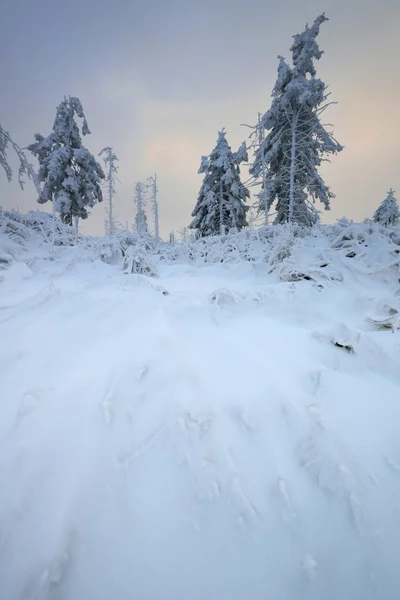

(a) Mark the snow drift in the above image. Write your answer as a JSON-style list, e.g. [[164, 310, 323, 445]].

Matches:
[[1, 210, 400, 599]]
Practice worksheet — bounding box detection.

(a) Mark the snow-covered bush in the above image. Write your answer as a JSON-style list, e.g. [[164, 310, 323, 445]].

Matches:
[[169, 221, 400, 288], [1, 210, 400, 289], [119, 234, 158, 276]]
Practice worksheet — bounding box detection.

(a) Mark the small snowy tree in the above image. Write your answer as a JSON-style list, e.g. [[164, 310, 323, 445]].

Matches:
[[0, 124, 39, 190], [373, 189, 400, 226], [99, 147, 119, 236], [190, 129, 249, 237], [134, 182, 148, 235], [249, 14, 342, 226], [28, 96, 105, 229]]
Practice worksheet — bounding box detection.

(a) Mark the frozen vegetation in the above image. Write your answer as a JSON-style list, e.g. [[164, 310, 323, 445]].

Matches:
[[1, 210, 400, 599], [0, 9, 399, 600]]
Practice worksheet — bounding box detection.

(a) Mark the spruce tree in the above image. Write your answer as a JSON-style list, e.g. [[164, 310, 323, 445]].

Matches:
[[190, 129, 249, 237], [249, 14, 342, 226], [373, 189, 400, 226], [28, 96, 105, 228]]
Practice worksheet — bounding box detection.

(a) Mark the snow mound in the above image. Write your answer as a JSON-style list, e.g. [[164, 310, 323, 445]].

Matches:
[[1, 211, 400, 598]]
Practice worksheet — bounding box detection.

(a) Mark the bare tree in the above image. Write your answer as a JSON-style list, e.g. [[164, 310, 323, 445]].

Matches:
[[243, 113, 269, 225], [147, 174, 159, 242], [134, 182, 148, 235], [99, 147, 119, 236], [0, 124, 39, 191]]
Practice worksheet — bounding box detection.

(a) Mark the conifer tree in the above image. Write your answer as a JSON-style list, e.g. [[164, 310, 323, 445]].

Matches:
[[249, 14, 342, 226], [190, 129, 249, 237], [28, 96, 105, 228], [373, 189, 400, 226]]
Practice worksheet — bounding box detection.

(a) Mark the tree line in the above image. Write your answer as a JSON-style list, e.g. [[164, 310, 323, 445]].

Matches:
[[1, 14, 399, 235]]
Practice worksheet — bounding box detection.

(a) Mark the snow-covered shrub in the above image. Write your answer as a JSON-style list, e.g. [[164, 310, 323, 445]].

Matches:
[[122, 245, 157, 276], [1, 209, 400, 289], [273, 229, 344, 285], [119, 235, 158, 277], [0, 209, 76, 247]]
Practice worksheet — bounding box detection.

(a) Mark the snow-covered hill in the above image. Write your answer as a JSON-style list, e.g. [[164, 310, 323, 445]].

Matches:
[[1, 211, 400, 599]]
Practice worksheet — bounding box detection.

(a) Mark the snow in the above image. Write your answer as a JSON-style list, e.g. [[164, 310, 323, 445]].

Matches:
[[1, 214, 400, 599]]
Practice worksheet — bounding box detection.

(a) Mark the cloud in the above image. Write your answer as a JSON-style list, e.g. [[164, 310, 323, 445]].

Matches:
[[1, 0, 399, 235]]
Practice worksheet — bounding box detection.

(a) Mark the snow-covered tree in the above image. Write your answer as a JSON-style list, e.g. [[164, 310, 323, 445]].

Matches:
[[0, 124, 39, 190], [99, 147, 119, 236], [147, 174, 160, 243], [134, 182, 148, 235], [190, 129, 249, 237], [249, 14, 342, 226], [373, 189, 400, 226], [28, 96, 105, 229]]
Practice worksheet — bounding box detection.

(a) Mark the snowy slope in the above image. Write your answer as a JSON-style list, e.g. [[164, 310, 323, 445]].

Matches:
[[1, 214, 400, 599]]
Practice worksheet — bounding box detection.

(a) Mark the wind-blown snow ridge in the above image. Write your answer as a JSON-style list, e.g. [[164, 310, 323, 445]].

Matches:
[[1, 210, 400, 599]]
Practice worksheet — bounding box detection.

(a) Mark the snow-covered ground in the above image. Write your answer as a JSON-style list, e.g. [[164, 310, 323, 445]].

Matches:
[[1, 214, 400, 599]]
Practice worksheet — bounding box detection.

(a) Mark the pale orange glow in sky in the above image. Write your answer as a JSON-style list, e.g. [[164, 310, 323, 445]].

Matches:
[[1, 0, 399, 238]]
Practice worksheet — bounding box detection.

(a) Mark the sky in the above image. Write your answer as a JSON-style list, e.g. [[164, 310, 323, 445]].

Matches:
[[1, 0, 399, 239]]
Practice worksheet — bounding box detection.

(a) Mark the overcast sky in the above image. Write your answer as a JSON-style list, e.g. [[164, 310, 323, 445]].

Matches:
[[1, 0, 399, 238]]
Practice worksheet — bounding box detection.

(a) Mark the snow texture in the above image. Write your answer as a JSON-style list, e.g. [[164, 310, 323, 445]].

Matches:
[[1, 211, 400, 599]]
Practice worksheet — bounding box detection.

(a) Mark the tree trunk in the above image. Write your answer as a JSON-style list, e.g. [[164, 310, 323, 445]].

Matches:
[[258, 112, 268, 226], [108, 160, 113, 236], [288, 112, 299, 224], [153, 174, 159, 244], [219, 180, 224, 236]]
